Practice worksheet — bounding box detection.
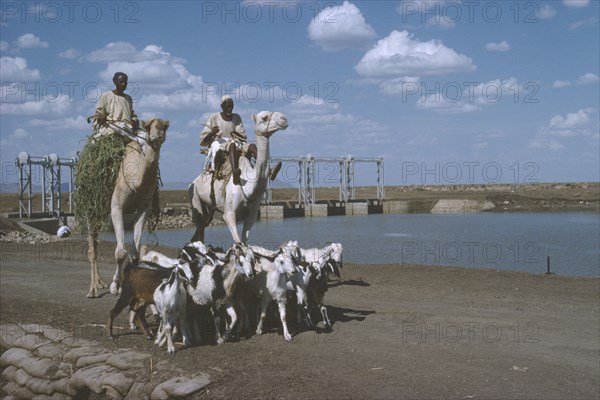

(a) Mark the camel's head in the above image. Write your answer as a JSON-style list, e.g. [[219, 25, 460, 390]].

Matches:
[[142, 118, 169, 146], [252, 111, 288, 138]]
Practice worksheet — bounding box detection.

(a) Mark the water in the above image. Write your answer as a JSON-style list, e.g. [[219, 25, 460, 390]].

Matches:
[[99, 213, 600, 277]]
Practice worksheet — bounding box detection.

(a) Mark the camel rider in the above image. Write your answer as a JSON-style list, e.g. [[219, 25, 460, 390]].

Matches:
[[93, 72, 146, 147], [200, 95, 256, 185]]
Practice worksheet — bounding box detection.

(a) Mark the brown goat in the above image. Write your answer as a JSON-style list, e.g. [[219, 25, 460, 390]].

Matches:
[[107, 262, 174, 340]]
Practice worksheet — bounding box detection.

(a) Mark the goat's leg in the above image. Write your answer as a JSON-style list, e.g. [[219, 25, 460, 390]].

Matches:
[[164, 321, 175, 354], [179, 314, 192, 348], [221, 305, 237, 343], [155, 318, 165, 346], [107, 294, 130, 339], [320, 303, 332, 328], [303, 304, 315, 328], [256, 297, 270, 336], [237, 302, 249, 338], [134, 306, 153, 340], [277, 301, 293, 342], [211, 306, 223, 345]]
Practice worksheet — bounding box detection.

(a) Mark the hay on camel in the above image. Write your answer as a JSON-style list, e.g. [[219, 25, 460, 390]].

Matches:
[[74, 135, 160, 234]]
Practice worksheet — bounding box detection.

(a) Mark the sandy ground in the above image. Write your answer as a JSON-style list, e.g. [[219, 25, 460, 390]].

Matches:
[[1, 240, 598, 399]]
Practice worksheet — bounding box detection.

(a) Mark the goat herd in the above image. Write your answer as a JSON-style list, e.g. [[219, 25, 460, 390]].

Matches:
[[107, 240, 343, 354]]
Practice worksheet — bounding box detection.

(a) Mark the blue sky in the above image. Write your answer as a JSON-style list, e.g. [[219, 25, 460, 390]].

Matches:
[[1, 0, 599, 188]]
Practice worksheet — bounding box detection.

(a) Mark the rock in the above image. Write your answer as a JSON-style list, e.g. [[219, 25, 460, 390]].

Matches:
[[76, 353, 112, 368], [34, 343, 68, 360], [151, 374, 211, 399], [125, 381, 151, 400], [2, 381, 36, 399], [69, 364, 115, 394], [26, 376, 56, 395], [42, 327, 72, 343], [12, 333, 52, 351], [106, 351, 152, 370], [13, 368, 32, 386], [102, 371, 135, 397], [63, 346, 107, 364], [52, 377, 77, 397], [0, 347, 30, 368], [1, 365, 18, 381], [19, 356, 61, 380], [0, 323, 27, 349], [431, 199, 495, 213]]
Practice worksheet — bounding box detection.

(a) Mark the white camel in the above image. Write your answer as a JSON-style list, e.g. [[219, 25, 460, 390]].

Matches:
[[96, 118, 169, 297], [189, 111, 288, 244]]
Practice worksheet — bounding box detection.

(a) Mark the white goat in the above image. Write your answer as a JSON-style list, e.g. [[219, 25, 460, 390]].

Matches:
[[187, 244, 255, 344], [250, 245, 298, 342], [153, 264, 192, 354], [297, 242, 343, 278], [286, 242, 343, 329], [128, 241, 209, 331]]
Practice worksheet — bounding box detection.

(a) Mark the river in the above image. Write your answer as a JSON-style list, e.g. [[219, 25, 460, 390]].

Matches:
[[99, 212, 600, 277]]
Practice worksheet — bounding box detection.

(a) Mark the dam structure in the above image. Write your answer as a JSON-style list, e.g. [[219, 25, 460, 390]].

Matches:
[[260, 155, 386, 219]]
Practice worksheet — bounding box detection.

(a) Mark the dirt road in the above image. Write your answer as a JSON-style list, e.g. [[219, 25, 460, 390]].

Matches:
[[1, 240, 598, 399]]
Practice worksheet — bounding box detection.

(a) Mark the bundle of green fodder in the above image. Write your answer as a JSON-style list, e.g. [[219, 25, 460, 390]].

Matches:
[[74, 135, 161, 234], [74, 135, 126, 233]]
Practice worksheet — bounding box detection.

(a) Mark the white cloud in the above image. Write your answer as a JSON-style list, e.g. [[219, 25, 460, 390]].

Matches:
[[15, 33, 49, 49], [0, 40, 9, 51], [0, 94, 72, 116], [86, 42, 184, 64], [0, 56, 41, 81], [274, 96, 393, 153], [87, 42, 204, 93], [417, 95, 480, 114], [537, 4, 557, 19], [470, 142, 489, 150], [137, 89, 218, 112], [397, 0, 460, 28], [10, 128, 30, 140], [354, 30, 475, 78], [308, 1, 376, 51], [407, 134, 439, 146], [416, 78, 521, 114], [546, 109, 594, 137], [99, 61, 194, 91], [379, 76, 420, 95], [552, 80, 571, 88], [562, 0, 590, 8], [568, 17, 598, 30], [27, 115, 89, 131], [484, 41, 511, 52], [529, 137, 565, 151], [530, 108, 598, 150], [58, 48, 81, 59], [576, 73, 599, 85]]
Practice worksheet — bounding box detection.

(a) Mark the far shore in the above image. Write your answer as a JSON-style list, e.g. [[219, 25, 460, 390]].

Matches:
[[1, 182, 599, 218]]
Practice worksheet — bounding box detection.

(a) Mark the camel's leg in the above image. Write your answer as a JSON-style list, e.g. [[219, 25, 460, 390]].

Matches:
[[189, 184, 208, 243], [241, 208, 259, 244], [87, 232, 107, 298], [111, 205, 128, 295], [132, 208, 149, 256], [223, 209, 242, 244]]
